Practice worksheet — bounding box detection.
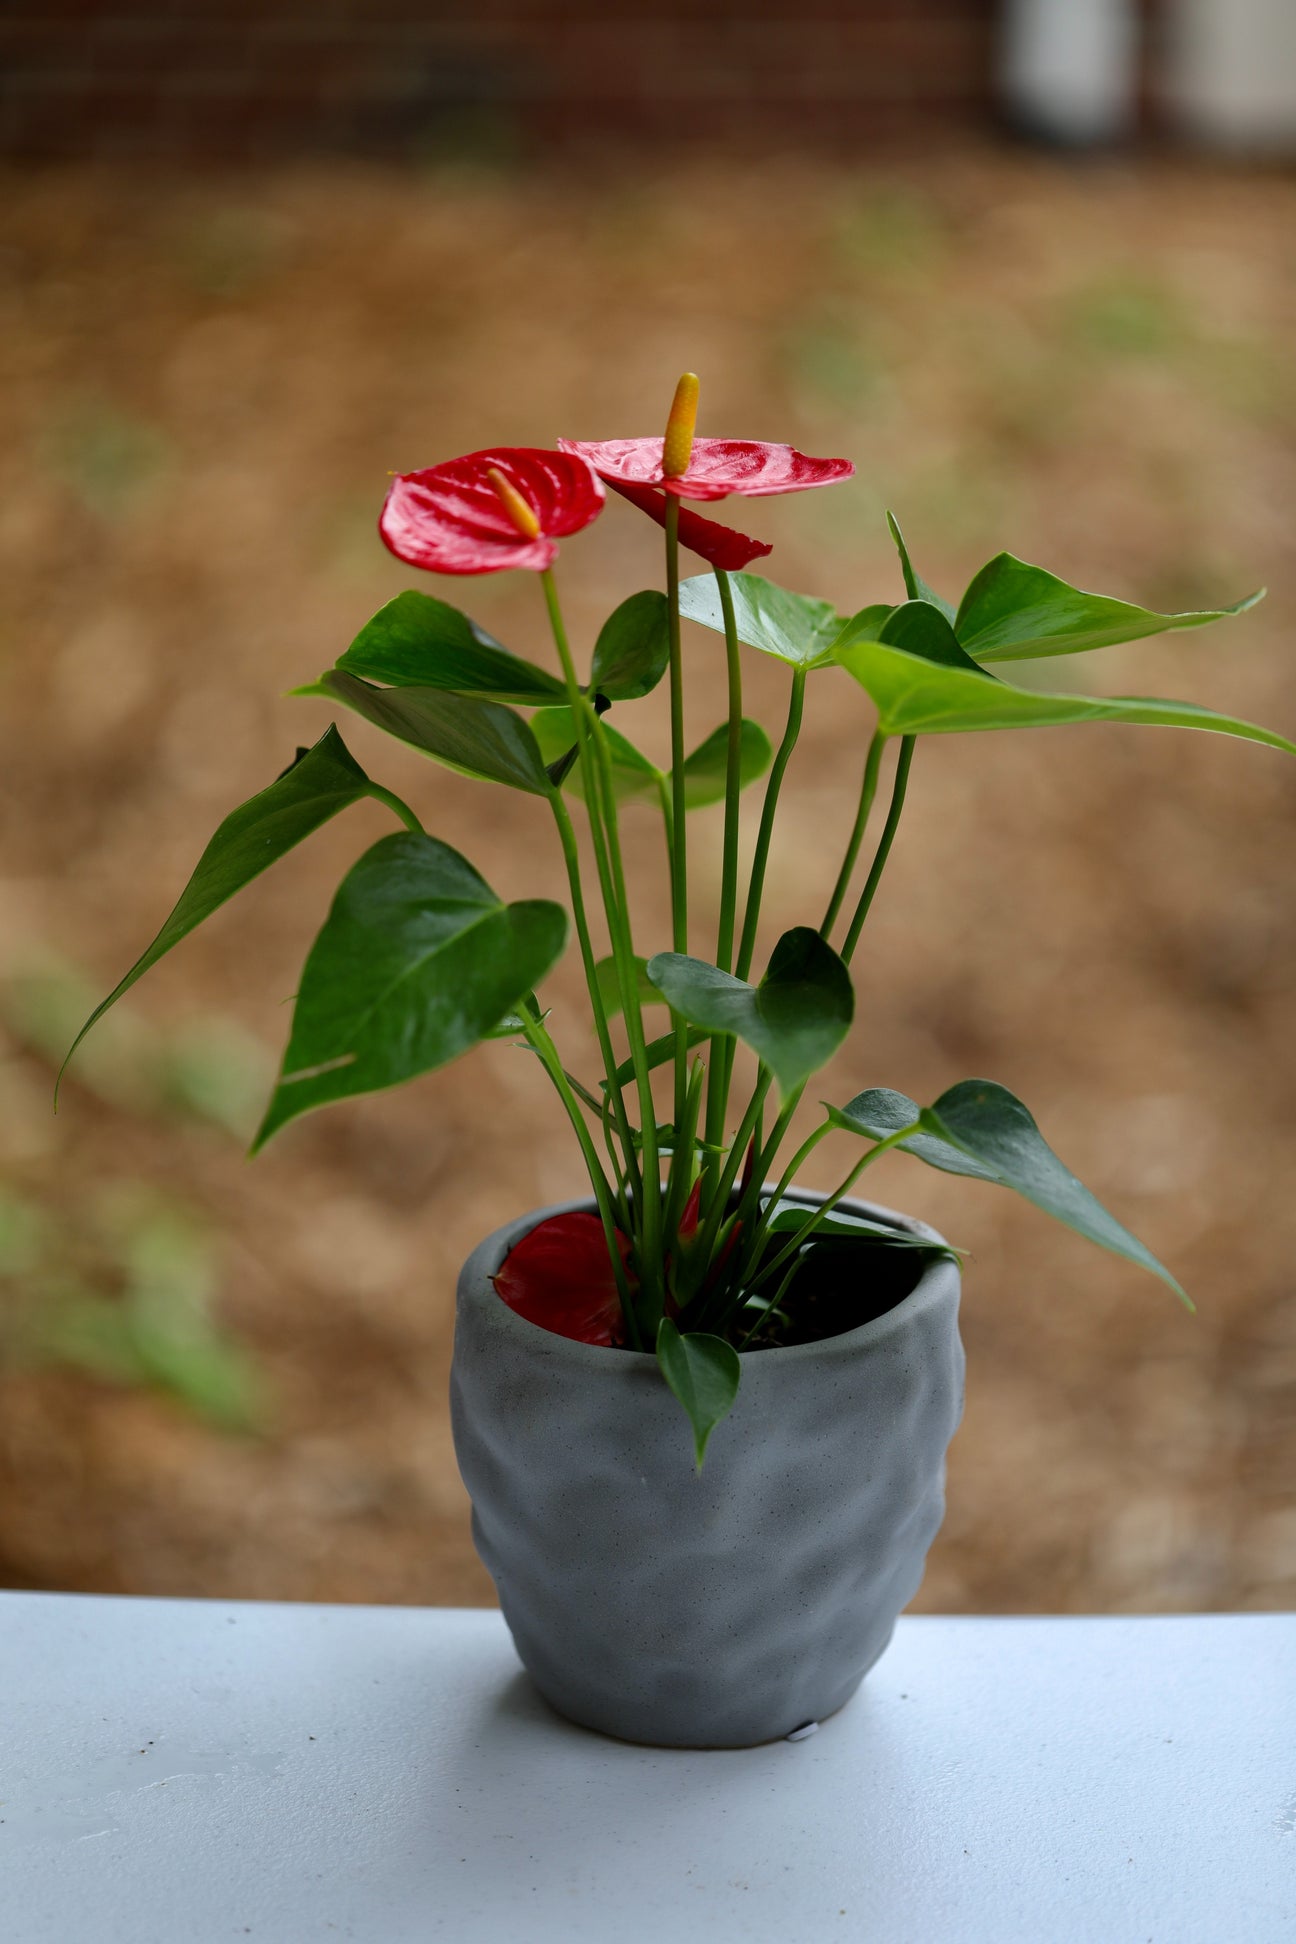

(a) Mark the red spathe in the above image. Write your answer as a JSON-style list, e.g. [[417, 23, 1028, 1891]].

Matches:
[[492, 1212, 634, 1347], [380, 447, 605, 575], [557, 435, 854, 502]]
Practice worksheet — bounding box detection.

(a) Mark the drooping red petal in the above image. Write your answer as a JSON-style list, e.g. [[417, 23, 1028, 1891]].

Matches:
[[492, 1212, 634, 1347], [380, 446, 604, 576], [558, 435, 854, 503], [606, 478, 773, 571]]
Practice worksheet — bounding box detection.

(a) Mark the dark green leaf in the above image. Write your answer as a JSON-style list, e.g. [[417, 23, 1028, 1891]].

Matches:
[[828, 1087, 998, 1179], [763, 1195, 957, 1252], [679, 719, 774, 809], [955, 552, 1264, 663], [647, 928, 853, 1097], [886, 511, 957, 622], [833, 598, 993, 676], [594, 955, 666, 1019], [529, 706, 661, 805], [656, 1318, 741, 1470], [59, 726, 370, 1098], [834, 638, 1296, 752], [678, 573, 848, 670], [832, 1079, 1187, 1301], [306, 669, 554, 794], [589, 591, 671, 700], [253, 832, 567, 1148], [334, 590, 566, 702]]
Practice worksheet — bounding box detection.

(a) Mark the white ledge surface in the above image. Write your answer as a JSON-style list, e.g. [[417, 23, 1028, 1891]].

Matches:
[[2, 1595, 1293, 1942]]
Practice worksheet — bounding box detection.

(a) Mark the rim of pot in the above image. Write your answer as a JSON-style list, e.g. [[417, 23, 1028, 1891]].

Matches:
[[465, 1186, 958, 1373]]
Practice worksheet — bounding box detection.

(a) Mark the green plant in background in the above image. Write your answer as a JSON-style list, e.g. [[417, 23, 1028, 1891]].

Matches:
[[0, 1182, 260, 1431], [61, 375, 1289, 1464]]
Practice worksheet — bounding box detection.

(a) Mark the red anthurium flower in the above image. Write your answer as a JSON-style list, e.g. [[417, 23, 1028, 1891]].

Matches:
[[557, 435, 854, 504], [380, 446, 604, 576], [492, 1212, 634, 1347], [603, 477, 773, 572]]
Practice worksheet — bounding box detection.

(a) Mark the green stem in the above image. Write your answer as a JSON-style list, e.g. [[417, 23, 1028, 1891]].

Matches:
[[841, 735, 915, 963], [820, 730, 885, 939], [521, 1003, 642, 1351], [665, 495, 688, 1136], [736, 666, 806, 981], [541, 568, 664, 1314], [365, 782, 425, 835], [687, 1067, 773, 1304], [702, 565, 745, 1191], [548, 791, 643, 1219]]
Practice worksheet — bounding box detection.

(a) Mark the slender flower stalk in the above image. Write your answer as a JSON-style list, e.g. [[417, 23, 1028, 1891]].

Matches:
[[842, 736, 916, 962], [668, 468, 687, 1135], [821, 731, 885, 940], [736, 668, 807, 981], [703, 568, 745, 1177], [539, 567, 665, 1316]]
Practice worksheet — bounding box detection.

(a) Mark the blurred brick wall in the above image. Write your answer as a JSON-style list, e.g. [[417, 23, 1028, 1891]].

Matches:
[[0, 1, 996, 161]]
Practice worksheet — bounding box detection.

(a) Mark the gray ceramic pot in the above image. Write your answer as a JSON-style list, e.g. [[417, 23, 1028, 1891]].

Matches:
[[450, 1191, 964, 1748]]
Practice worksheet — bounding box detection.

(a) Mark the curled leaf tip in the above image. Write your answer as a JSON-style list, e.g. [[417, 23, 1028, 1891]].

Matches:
[[487, 465, 542, 540], [662, 372, 700, 479]]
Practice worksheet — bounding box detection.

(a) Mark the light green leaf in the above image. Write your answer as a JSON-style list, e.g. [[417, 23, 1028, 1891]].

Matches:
[[594, 955, 666, 1019], [886, 511, 957, 622], [647, 927, 853, 1097], [254, 832, 567, 1148], [834, 637, 1295, 752], [656, 1318, 741, 1470], [334, 590, 566, 702], [955, 552, 1264, 663], [59, 726, 371, 1098], [589, 591, 671, 701], [306, 669, 555, 794], [529, 706, 661, 804], [679, 719, 774, 809], [678, 573, 848, 670], [831, 1079, 1187, 1301]]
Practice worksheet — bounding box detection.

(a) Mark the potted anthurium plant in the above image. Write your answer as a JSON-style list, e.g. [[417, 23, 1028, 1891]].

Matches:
[[62, 375, 1290, 1749]]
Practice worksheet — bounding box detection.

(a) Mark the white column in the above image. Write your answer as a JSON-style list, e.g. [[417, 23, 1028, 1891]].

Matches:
[[1000, 0, 1141, 145]]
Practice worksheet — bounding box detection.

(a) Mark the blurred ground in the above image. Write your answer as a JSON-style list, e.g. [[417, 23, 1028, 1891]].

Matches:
[[0, 151, 1293, 1613]]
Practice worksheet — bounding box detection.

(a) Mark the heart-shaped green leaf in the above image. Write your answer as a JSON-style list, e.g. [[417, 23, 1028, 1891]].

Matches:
[[828, 1086, 998, 1178], [955, 553, 1264, 663], [834, 637, 1295, 752], [529, 706, 661, 804], [656, 1318, 741, 1470], [647, 927, 853, 1097], [678, 573, 848, 670], [886, 511, 957, 622], [594, 954, 666, 1019], [334, 590, 566, 702], [305, 669, 555, 794], [254, 832, 567, 1149], [589, 591, 671, 701], [59, 726, 371, 1099], [679, 719, 774, 808], [831, 1079, 1186, 1300], [833, 598, 993, 676]]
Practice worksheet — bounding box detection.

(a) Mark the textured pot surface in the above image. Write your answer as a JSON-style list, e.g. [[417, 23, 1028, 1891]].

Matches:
[[451, 1193, 964, 1748]]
